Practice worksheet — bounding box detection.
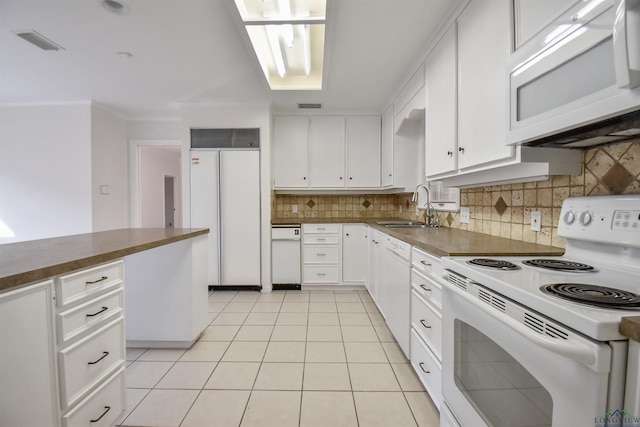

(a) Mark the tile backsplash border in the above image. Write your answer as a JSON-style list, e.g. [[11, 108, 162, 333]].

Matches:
[[272, 140, 640, 249]]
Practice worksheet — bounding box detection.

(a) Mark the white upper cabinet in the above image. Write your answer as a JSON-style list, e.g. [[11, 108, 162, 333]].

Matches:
[[381, 107, 394, 187], [513, 0, 577, 49], [346, 116, 381, 188], [457, 0, 513, 170], [424, 24, 457, 177], [310, 116, 346, 188], [273, 116, 310, 188]]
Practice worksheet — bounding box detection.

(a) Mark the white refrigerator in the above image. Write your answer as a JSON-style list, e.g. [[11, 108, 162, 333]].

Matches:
[[190, 150, 261, 286]]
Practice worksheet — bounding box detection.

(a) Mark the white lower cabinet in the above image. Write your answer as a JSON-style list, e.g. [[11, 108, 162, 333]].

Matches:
[[0, 281, 59, 427], [410, 247, 443, 409], [367, 228, 384, 314], [342, 224, 368, 284], [302, 224, 341, 285]]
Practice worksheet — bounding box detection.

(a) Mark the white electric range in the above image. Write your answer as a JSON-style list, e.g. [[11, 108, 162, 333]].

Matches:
[[439, 195, 640, 427]]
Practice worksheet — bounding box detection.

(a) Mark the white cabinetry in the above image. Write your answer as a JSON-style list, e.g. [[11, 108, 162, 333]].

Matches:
[[513, 0, 576, 49], [310, 116, 346, 188], [409, 247, 444, 409], [273, 115, 382, 190], [346, 116, 381, 188], [367, 228, 384, 313], [457, 0, 513, 170], [0, 281, 58, 427], [342, 224, 368, 284], [273, 116, 309, 188], [381, 107, 394, 187], [382, 235, 411, 357], [424, 24, 457, 177], [302, 224, 341, 285]]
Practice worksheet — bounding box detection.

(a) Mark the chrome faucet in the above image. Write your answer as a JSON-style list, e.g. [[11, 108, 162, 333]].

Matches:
[[412, 184, 438, 227]]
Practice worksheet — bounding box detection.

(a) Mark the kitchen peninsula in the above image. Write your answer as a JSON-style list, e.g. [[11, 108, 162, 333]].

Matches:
[[0, 228, 208, 427]]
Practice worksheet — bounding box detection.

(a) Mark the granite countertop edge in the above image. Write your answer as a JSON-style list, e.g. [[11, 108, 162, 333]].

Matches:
[[272, 217, 564, 257], [0, 228, 209, 294]]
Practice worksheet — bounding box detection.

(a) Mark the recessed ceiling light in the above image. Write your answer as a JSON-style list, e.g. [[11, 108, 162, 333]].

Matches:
[[100, 0, 130, 16], [14, 30, 65, 51]]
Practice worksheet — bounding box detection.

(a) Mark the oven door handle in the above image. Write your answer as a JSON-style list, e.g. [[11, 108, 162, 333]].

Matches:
[[449, 284, 598, 368]]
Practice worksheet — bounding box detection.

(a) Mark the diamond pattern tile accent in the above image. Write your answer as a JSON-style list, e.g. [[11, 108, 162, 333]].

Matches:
[[494, 197, 508, 216], [601, 163, 635, 193], [446, 213, 453, 226], [362, 200, 371, 209], [307, 199, 316, 209]]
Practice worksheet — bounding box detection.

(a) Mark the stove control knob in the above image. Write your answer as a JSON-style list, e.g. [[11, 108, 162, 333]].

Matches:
[[563, 211, 576, 225], [580, 211, 593, 226]]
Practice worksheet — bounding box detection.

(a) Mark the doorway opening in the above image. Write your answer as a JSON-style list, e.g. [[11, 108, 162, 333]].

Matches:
[[164, 175, 175, 228]]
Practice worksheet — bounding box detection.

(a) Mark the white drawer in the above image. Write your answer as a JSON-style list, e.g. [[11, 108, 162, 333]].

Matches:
[[57, 288, 124, 346], [303, 235, 340, 245], [303, 265, 339, 283], [411, 270, 443, 309], [410, 329, 442, 410], [56, 261, 124, 308], [411, 248, 442, 278], [304, 246, 339, 264], [411, 289, 442, 359], [59, 317, 125, 409], [62, 367, 125, 427], [303, 224, 340, 234]]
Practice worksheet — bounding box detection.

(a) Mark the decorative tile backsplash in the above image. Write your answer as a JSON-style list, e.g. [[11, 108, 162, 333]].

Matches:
[[272, 140, 640, 249]]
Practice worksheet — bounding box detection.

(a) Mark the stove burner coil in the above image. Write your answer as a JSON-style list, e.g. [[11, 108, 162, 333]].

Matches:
[[467, 258, 520, 270], [541, 283, 640, 310], [523, 259, 595, 272]]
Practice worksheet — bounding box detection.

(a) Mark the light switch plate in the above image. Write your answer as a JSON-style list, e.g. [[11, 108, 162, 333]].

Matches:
[[531, 210, 541, 232], [292, 205, 298, 213], [460, 207, 470, 224]]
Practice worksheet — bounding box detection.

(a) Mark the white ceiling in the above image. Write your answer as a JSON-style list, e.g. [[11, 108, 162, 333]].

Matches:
[[0, 0, 459, 120]]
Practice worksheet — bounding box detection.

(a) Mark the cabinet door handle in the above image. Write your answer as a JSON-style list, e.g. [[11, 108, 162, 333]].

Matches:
[[88, 351, 109, 365], [447, 151, 453, 156], [419, 362, 431, 374], [349, 177, 353, 180], [317, 253, 326, 256], [317, 273, 326, 276], [339, 177, 343, 180], [86, 276, 108, 285], [303, 177, 307, 180], [86, 306, 108, 317], [420, 320, 432, 329], [345, 233, 350, 237], [458, 147, 465, 153], [317, 238, 326, 241], [420, 261, 431, 266], [90, 406, 111, 423], [419, 285, 432, 293]]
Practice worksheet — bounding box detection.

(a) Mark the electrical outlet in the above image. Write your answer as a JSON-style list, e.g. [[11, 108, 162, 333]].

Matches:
[[416, 206, 420, 216], [531, 210, 541, 232], [399, 205, 403, 213], [460, 207, 470, 224], [292, 204, 298, 213]]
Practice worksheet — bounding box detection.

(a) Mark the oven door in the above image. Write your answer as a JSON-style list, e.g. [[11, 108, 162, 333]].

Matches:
[[442, 281, 615, 427]]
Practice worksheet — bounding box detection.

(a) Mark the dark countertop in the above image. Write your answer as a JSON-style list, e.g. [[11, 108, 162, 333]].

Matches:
[[621, 317, 640, 342], [272, 217, 564, 257], [0, 228, 209, 293]]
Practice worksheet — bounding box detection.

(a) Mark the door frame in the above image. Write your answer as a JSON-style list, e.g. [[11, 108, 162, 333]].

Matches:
[[129, 139, 181, 227]]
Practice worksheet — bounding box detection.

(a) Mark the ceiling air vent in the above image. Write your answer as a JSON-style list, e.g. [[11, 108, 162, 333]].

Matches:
[[298, 103, 322, 109], [14, 31, 64, 51]]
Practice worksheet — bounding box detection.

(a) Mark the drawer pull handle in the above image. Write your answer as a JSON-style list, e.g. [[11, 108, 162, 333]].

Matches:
[[317, 273, 326, 276], [317, 238, 326, 242], [420, 320, 432, 329], [317, 253, 326, 256], [419, 362, 431, 374], [90, 406, 111, 423], [88, 351, 109, 365], [420, 285, 432, 293], [419, 261, 431, 267], [317, 227, 326, 230], [86, 306, 108, 317], [86, 276, 108, 285]]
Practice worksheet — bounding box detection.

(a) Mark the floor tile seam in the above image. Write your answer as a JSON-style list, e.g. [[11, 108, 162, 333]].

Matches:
[[117, 387, 152, 426]]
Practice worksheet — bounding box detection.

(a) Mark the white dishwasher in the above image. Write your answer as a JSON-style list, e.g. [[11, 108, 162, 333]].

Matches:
[[271, 225, 301, 288], [383, 235, 411, 358]]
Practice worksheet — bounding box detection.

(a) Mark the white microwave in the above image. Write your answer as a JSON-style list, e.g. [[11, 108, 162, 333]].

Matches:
[[507, 0, 640, 148]]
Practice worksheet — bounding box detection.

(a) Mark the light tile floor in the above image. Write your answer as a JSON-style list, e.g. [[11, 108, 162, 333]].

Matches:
[[117, 289, 440, 427]]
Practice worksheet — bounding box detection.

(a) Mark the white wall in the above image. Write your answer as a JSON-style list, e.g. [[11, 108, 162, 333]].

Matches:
[[0, 104, 93, 243], [128, 120, 182, 140], [91, 105, 129, 232], [139, 146, 182, 228], [180, 104, 272, 291]]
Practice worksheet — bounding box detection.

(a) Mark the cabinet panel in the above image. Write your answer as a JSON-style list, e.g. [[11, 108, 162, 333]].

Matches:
[[381, 107, 394, 187], [62, 368, 125, 427], [425, 24, 457, 177], [303, 265, 340, 283], [411, 290, 442, 360], [346, 117, 381, 188], [304, 246, 339, 264], [309, 116, 346, 188], [457, 0, 514, 169], [273, 116, 310, 188], [342, 224, 367, 283], [410, 329, 442, 410], [514, 0, 577, 48], [56, 261, 124, 309], [0, 282, 58, 427]]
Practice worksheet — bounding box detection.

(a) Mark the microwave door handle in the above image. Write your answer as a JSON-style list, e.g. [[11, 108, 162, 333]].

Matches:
[[447, 284, 601, 371], [613, 0, 640, 88]]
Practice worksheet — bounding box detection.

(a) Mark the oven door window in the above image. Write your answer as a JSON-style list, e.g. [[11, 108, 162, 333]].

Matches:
[[454, 319, 553, 427]]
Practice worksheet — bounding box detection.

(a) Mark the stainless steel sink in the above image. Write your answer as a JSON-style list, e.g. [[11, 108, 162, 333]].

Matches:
[[385, 224, 431, 229], [375, 220, 424, 226]]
